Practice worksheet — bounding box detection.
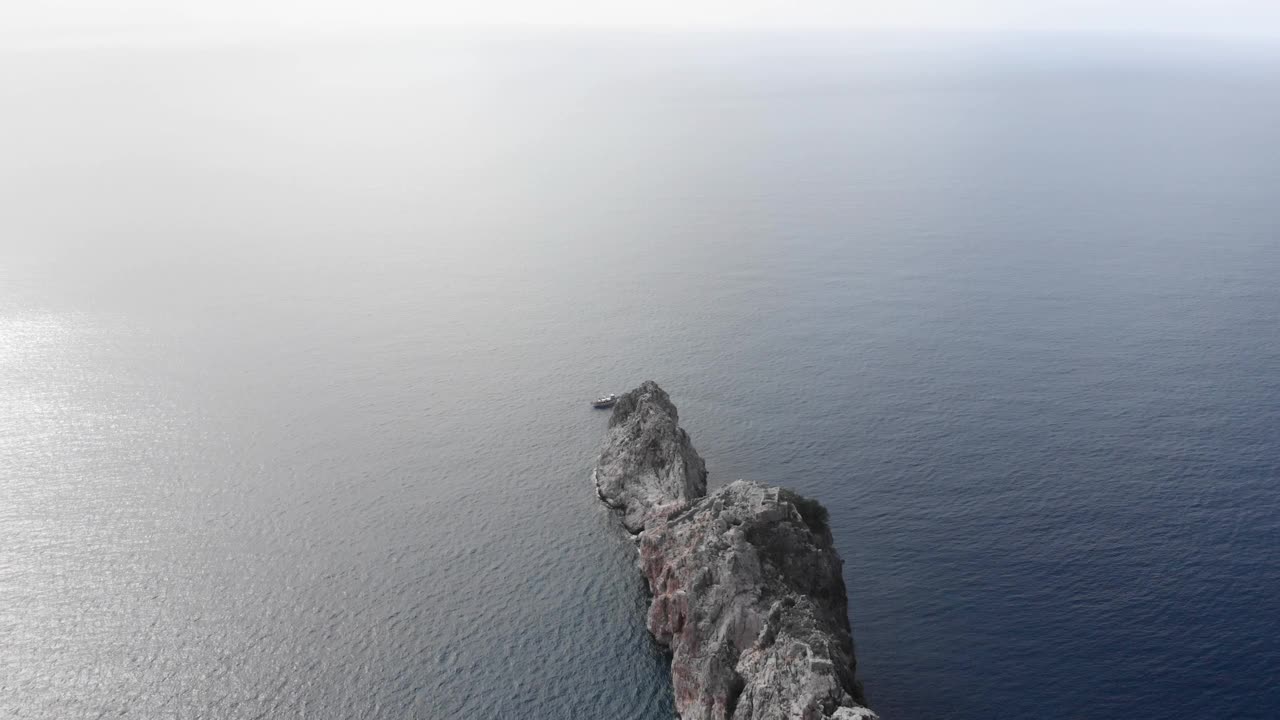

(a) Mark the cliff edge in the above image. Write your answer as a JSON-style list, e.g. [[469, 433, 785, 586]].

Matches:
[[593, 381, 877, 720]]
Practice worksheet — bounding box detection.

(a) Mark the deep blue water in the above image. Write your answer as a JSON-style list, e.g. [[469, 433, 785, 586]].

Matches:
[[2, 32, 1278, 719]]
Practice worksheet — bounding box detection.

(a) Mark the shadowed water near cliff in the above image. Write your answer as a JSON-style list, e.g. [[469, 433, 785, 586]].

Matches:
[[2, 32, 1279, 719]]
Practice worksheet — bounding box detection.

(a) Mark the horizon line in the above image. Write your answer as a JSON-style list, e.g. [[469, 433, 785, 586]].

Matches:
[[4, 22, 1280, 52]]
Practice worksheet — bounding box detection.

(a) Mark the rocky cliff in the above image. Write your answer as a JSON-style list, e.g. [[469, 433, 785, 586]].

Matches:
[[593, 382, 877, 720], [592, 381, 708, 533]]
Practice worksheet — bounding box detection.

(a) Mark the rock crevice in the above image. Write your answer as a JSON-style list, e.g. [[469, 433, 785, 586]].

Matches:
[[593, 381, 878, 720]]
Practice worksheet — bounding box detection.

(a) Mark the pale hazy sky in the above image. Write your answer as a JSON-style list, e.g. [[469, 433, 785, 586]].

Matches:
[[6, 0, 1280, 43]]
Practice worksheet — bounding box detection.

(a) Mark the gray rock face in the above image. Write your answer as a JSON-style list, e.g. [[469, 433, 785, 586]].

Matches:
[[593, 381, 708, 533], [592, 382, 877, 720], [640, 481, 876, 720]]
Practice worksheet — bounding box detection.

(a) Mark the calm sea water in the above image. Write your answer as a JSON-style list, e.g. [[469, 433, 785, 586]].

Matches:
[[2, 32, 1278, 719]]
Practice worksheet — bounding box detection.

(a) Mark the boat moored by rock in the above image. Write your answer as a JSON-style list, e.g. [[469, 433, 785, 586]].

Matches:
[[591, 394, 619, 409]]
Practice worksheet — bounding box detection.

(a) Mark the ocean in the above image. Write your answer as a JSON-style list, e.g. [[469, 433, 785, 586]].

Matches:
[[2, 31, 1278, 719]]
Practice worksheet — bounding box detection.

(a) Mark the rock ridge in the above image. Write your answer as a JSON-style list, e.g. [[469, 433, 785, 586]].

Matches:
[[593, 381, 877, 720]]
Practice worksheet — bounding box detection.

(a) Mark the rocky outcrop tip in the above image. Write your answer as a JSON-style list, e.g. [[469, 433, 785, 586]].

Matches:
[[592, 382, 877, 720], [593, 380, 709, 533]]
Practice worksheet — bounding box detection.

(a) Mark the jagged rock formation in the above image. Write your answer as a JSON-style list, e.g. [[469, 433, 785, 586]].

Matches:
[[593, 382, 877, 720], [592, 381, 708, 533]]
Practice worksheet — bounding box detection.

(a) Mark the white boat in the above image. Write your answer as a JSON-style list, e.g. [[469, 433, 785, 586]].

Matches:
[[592, 394, 619, 409]]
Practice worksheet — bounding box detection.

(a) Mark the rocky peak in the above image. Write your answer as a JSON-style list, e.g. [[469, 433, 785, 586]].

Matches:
[[593, 380, 709, 533], [592, 383, 878, 719]]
